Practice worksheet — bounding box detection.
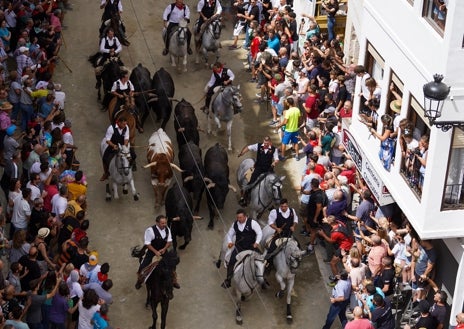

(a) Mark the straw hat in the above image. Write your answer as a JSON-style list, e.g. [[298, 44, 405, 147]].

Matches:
[[389, 100, 402, 114], [38, 227, 50, 239], [0, 102, 13, 111]]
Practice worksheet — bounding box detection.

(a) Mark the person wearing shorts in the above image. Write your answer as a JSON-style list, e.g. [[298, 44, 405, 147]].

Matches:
[[275, 97, 301, 161]]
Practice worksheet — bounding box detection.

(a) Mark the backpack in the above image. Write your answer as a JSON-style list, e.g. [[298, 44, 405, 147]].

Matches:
[[332, 220, 354, 242]]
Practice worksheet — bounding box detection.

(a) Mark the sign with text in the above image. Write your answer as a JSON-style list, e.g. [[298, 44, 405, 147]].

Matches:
[[342, 129, 395, 206]]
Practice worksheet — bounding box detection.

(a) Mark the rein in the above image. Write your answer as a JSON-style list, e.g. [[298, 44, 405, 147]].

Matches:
[[256, 175, 282, 218]]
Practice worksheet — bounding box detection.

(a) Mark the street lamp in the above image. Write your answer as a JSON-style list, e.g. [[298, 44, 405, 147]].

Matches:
[[423, 74, 464, 132]]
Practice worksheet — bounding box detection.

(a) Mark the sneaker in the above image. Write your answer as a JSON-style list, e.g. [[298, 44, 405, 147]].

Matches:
[[306, 245, 314, 254], [162, 49, 168, 56], [269, 120, 278, 126], [300, 230, 309, 237], [278, 155, 286, 161], [255, 93, 263, 98], [228, 45, 239, 50], [248, 78, 257, 82], [294, 154, 301, 161]]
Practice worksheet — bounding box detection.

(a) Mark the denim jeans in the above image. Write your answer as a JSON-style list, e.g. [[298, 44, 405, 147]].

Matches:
[[327, 16, 336, 42], [20, 103, 34, 131], [322, 299, 349, 329]]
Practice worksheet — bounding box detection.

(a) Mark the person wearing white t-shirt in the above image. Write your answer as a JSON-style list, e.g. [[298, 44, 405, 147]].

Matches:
[[51, 185, 68, 220]]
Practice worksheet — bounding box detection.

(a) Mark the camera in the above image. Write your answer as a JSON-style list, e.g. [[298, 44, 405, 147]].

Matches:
[[413, 148, 421, 155]]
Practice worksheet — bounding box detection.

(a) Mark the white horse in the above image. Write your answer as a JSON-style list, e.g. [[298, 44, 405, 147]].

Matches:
[[261, 225, 306, 323], [167, 19, 189, 72], [207, 85, 243, 151], [236, 158, 286, 224], [100, 140, 139, 201], [195, 17, 222, 66], [230, 250, 265, 325]]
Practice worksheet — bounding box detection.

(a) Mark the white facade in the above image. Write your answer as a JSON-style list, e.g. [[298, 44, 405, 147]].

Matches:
[[295, 0, 464, 324], [347, 0, 464, 323]]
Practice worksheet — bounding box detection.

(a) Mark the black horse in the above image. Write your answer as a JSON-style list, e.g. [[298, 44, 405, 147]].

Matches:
[[100, 59, 123, 105], [99, 13, 130, 46], [145, 252, 178, 329]]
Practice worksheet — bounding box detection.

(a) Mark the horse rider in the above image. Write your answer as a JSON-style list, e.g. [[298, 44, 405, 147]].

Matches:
[[100, 0, 123, 22], [264, 198, 298, 268], [100, 116, 129, 181], [100, 0, 126, 38], [201, 61, 235, 113], [195, 0, 222, 37], [162, 0, 193, 56], [135, 215, 180, 290], [95, 28, 123, 81], [222, 208, 262, 288], [237, 135, 279, 207]]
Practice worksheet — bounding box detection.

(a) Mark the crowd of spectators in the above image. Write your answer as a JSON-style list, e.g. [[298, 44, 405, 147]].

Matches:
[[224, 1, 448, 327], [0, 1, 114, 328]]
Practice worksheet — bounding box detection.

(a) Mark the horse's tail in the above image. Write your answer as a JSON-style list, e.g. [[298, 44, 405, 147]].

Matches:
[[131, 245, 147, 259]]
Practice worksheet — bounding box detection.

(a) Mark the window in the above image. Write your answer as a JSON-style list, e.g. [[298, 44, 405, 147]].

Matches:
[[365, 43, 384, 82], [443, 129, 464, 210], [423, 0, 447, 34], [399, 96, 430, 200]]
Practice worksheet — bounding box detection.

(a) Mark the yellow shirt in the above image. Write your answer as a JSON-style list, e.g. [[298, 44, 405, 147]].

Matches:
[[64, 200, 83, 219], [67, 182, 87, 201]]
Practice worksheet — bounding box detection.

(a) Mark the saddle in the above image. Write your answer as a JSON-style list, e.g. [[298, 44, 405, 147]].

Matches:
[[139, 256, 162, 284], [243, 172, 267, 191]]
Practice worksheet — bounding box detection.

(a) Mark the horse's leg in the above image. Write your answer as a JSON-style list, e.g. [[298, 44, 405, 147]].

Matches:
[[182, 55, 187, 72], [105, 183, 111, 201], [207, 113, 212, 135], [130, 179, 139, 201], [112, 180, 119, 199], [202, 47, 208, 66], [286, 274, 295, 322], [123, 183, 128, 195], [214, 116, 221, 130], [170, 54, 176, 67], [145, 285, 150, 309], [207, 200, 215, 229], [150, 299, 158, 329], [275, 272, 286, 298], [234, 289, 243, 325], [160, 299, 169, 329], [226, 120, 233, 151]]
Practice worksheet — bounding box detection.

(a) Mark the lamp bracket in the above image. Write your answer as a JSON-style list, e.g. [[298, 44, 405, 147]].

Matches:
[[432, 121, 464, 132]]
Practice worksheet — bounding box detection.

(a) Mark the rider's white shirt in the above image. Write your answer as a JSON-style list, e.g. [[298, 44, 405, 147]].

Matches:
[[144, 225, 173, 245], [267, 208, 299, 226], [197, 0, 223, 15], [226, 218, 262, 245], [105, 124, 130, 142]]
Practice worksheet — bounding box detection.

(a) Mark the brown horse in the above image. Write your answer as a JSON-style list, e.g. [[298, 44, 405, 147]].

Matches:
[[107, 94, 140, 144], [107, 94, 141, 169]]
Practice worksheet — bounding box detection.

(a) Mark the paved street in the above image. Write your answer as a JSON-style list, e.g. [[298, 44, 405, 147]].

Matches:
[[47, 0, 336, 328]]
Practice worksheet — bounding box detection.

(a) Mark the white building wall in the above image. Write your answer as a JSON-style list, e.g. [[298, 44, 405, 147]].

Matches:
[[348, 0, 464, 240]]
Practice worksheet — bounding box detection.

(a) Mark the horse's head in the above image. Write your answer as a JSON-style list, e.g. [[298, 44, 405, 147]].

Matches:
[[176, 24, 188, 46], [157, 261, 174, 300], [123, 94, 136, 110], [251, 252, 266, 286], [269, 174, 286, 207], [116, 144, 132, 176], [225, 85, 243, 112], [210, 18, 222, 39], [285, 240, 305, 274]]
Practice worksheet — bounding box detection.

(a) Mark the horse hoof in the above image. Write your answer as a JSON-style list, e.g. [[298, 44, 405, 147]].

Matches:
[[179, 244, 187, 250], [276, 290, 284, 298], [123, 190, 128, 195], [236, 318, 243, 325], [105, 197, 111, 202], [286, 315, 293, 323], [134, 194, 140, 201], [207, 223, 214, 230]]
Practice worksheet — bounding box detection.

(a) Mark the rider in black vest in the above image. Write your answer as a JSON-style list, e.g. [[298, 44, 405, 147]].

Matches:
[[135, 215, 180, 289], [264, 199, 298, 267], [100, 117, 128, 181], [201, 61, 235, 112], [101, 0, 121, 22], [196, 0, 222, 34], [222, 209, 262, 288], [162, 0, 193, 56], [238, 136, 279, 206]]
